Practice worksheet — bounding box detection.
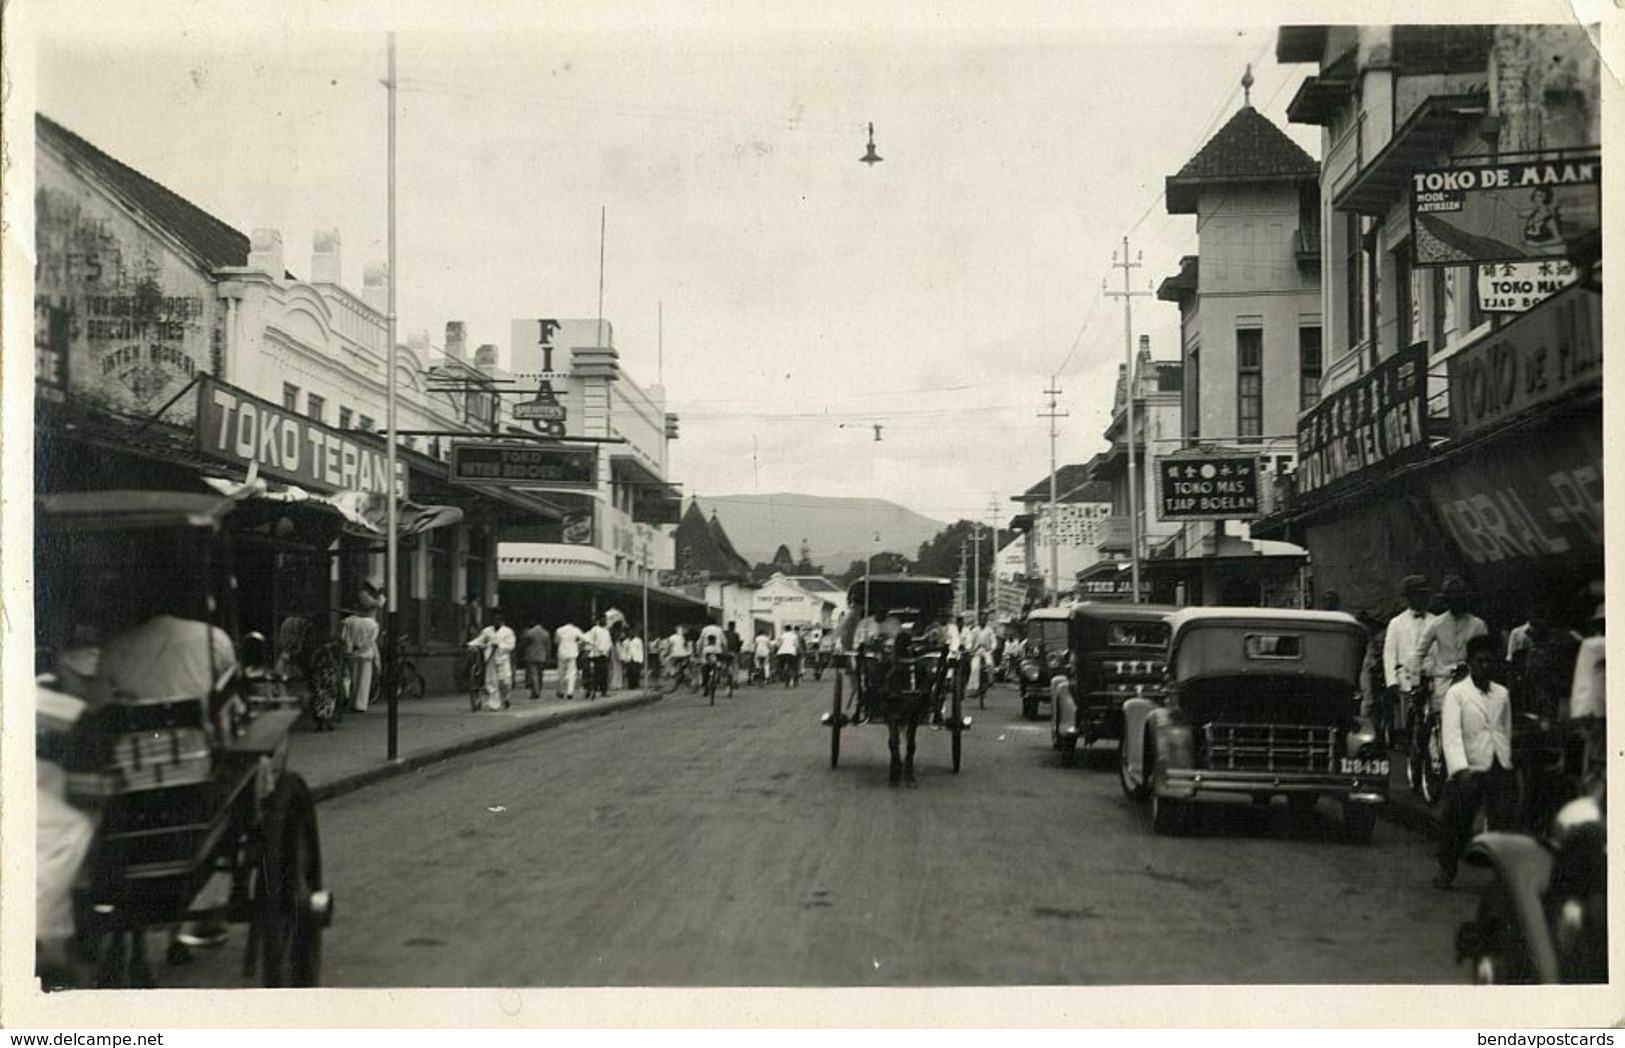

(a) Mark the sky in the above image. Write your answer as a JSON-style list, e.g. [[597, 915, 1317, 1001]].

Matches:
[[15, 0, 1576, 526]]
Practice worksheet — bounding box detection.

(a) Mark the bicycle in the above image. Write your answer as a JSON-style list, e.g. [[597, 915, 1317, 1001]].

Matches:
[[701, 651, 736, 705], [369, 645, 427, 707], [664, 656, 699, 695]]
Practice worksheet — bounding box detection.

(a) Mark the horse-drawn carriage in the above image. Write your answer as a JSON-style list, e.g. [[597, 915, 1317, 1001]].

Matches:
[[820, 576, 972, 786], [35, 491, 332, 988]]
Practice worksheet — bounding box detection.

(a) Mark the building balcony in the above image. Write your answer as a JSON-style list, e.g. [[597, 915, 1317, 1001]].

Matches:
[[1294, 221, 1321, 269], [1095, 515, 1134, 555]]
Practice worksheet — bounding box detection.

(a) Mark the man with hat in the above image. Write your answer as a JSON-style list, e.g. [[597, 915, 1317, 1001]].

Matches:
[[1383, 575, 1434, 730], [1412, 575, 1489, 714]]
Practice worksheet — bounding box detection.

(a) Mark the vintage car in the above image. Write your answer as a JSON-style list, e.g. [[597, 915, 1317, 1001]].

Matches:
[[1047, 602, 1176, 763], [1017, 608, 1069, 721], [1118, 607, 1387, 843]]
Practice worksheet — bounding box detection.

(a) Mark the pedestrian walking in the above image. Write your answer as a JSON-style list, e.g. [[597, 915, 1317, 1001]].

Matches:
[[1434, 634, 1515, 889], [521, 618, 552, 700], [776, 627, 800, 687], [339, 605, 380, 714], [753, 630, 772, 684], [467, 609, 517, 711], [584, 614, 613, 699], [621, 630, 645, 690], [554, 620, 583, 699]]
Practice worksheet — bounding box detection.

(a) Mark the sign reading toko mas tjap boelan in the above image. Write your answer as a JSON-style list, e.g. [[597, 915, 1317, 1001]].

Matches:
[[1156, 455, 1261, 521], [1295, 343, 1429, 497]]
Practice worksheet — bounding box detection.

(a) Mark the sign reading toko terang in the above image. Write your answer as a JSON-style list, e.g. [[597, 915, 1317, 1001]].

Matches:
[[1155, 454, 1260, 521], [196, 377, 405, 497], [1295, 343, 1429, 497], [1410, 156, 1600, 267], [449, 441, 597, 489]]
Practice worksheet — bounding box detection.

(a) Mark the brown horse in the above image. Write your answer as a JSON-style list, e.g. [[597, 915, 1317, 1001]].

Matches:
[[859, 634, 949, 787]]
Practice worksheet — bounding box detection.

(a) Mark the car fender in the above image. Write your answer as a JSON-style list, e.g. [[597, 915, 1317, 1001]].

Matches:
[[1050, 674, 1075, 726], [1463, 832, 1560, 983], [1120, 696, 1159, 792]]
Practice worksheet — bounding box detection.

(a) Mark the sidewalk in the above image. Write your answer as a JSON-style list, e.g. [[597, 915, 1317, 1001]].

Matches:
[[282, 679, 662, 803]]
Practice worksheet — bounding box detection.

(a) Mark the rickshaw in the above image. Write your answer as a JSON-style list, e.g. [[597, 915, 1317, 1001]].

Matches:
[[1046, 602, 1176, 765], [1118, 607, 1387, 843], [35, 491, 332, 988], [821, 576, 971, 783]]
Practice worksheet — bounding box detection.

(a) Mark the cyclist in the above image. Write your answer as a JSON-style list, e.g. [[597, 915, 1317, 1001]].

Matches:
[[776, 627, 800, 687], [698, 622, 727, 695], [665, 625, 692, 687], [964, 612, 996, 701], [752, 630, 772, 685]]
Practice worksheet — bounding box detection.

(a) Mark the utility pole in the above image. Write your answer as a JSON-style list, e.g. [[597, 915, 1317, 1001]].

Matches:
[[383, 32, 400, 760], [958, 539, 969, 617], [1106, 237, 1152, 605], [986, 497, 1002, 621], [1038, 379, 1068, 606]]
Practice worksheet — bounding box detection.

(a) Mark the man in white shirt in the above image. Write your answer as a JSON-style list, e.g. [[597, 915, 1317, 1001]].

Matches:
[[554, 620, 583, 700], [965, 612, 996, 695], [620, 631, 646, 690], [1435, 634, 1515, 888], [1383, 575, 1433, 727], [467, 609, 517, 711], [1567, 602, 1605, 793], [583, 615, 614, 699], [752, 630, 772, 683], [1413, 575, 1488, 712], [776, 628, 801, 687]]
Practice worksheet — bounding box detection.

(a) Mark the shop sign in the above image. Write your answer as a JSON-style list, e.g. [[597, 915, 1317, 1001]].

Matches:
[[1429, 425, 1602, 568], [632, 491, 683, 525], [1155, 454, 1260, 521], [449, 441, 597, 489], [513, 380, 569, 437], [1410, 156, 1601, 267], [1477, 259, 1579, 313], [1296, 343, 1428, 497], [196, 377, 405, 498], [1448, 284, 1601, 441], [562, 508, 596, 546], [35, 181, 217, 423]]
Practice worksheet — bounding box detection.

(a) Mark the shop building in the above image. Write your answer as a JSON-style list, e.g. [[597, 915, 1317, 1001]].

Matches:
[[663, 499, 762, 634], [1008, 462, 1117, 605], [34, 113, 560, 691], [495, 318, 701, 637], [1258, 24, 1603, 631], [1143, 91, 1316, 606], [751, 574, 846, 634]]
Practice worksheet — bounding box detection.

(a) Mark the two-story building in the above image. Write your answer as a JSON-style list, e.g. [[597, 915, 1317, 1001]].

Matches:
[[33, 114, 552, 688], [1144, 89, 1315, 606], [495, 318, 703, 638], [1258, 24, 1602, 630]]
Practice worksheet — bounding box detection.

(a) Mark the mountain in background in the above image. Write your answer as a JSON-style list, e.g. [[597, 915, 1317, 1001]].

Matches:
[[695, 494, 946, 573]]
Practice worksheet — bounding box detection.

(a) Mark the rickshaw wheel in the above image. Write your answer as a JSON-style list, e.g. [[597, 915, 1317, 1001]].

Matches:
[[259, 773, 325, 987], [829, 673, 843, 768]]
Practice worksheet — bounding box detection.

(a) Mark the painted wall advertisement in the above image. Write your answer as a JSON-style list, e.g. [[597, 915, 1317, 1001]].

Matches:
[[1155, 454, 1261, 521], [1448, 284, 1601, 441], [195, 377, 406, 497], [1295, 343, 1429, 497], [1410, 156, 1600, 267], [35, 171, 219, 423]]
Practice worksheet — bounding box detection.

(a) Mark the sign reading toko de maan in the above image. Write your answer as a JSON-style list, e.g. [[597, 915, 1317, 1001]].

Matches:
[[1156, 455, 1261, 521]]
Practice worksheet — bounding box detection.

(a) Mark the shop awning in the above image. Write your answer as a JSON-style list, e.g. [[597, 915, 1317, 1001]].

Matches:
[[1332, 95, 1485, 214]]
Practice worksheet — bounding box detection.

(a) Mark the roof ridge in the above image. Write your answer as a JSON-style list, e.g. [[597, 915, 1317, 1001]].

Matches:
[[36, 112, 252, 272]]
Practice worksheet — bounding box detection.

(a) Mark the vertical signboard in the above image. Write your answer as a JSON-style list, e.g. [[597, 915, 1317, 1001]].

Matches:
[[1295, 343, 1430, 497]]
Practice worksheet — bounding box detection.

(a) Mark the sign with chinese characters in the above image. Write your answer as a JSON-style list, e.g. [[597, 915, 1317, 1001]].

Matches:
[[1410, 156, 1601, 267], [195, 378, 406, 498], [1296, 343, 1429, 497], [1448, 284, 1600, 441], [449, 442, 597, 489], [1477, 259, 1580, 313], [1156, 455, 1261, 521]]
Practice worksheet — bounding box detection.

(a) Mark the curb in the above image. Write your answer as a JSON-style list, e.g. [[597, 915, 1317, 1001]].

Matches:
[[307, 689, 665, 804]]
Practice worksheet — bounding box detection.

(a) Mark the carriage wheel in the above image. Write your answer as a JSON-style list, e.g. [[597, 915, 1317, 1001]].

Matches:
[[949, 667, 964, 773], [829, 672, 844, 768], [259, 773, 328, 987]]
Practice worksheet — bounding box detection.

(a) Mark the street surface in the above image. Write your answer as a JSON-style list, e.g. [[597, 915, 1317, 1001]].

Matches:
[[163, 681, 1479, 987]]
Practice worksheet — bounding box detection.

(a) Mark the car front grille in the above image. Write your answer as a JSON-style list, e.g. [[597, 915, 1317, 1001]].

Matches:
[[1202, 722, 1340, 773]]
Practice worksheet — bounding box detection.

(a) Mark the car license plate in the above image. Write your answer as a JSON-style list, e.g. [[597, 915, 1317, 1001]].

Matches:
[[1339, 757, 1390, 776]]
